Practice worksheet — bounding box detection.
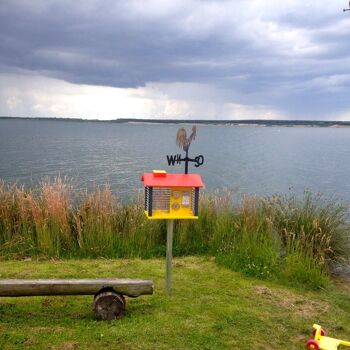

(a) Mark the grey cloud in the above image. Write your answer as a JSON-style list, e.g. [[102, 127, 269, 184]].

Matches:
[[0, 0, 349, 119]]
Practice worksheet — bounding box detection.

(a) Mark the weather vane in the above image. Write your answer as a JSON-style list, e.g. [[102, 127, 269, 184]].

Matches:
[[166, 125, 204, 174], [344, 1, 350, 11]]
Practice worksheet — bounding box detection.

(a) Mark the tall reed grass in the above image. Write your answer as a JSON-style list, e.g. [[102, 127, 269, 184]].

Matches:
[[0, 178, 349, 288]]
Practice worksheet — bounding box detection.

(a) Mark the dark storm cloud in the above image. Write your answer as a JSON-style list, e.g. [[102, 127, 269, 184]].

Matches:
[[1, 0, 236, 87], [0, 0, 349, 119]]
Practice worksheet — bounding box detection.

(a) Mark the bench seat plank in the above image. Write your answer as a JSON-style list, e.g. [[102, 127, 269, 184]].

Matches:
[[0, 278, 153, 297]]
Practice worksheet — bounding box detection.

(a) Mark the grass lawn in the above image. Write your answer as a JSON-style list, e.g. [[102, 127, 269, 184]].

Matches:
[[0, 257, 349, 350]]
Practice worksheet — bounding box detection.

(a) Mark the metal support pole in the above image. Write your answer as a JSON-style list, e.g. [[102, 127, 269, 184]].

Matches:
[[184, 150, 189, 174], [166, 219, 174, 295]]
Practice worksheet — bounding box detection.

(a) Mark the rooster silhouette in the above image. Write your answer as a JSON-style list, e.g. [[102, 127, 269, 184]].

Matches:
[[176, 126, 197, 153]]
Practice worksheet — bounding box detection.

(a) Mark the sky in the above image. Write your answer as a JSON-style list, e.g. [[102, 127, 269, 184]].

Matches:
[[0, 0, 349, 120]]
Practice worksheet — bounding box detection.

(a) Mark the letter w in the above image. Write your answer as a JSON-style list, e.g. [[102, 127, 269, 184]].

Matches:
[[167, 154, 181, 166]]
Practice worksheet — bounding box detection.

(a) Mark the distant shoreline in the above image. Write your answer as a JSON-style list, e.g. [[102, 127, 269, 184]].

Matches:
[[1, 115, 350, 128]]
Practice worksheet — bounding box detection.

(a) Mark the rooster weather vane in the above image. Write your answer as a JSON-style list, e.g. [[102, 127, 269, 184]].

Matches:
[[166, 125, 204, 174]]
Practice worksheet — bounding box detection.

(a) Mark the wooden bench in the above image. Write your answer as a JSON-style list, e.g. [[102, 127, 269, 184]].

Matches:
[[0, 278, 153, 320]]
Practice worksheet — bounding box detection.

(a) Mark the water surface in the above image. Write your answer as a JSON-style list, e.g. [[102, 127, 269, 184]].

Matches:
[[1, 119, 350, 200]]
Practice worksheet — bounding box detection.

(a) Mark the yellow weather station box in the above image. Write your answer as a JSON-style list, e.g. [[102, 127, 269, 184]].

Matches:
[[141, 170, 204, 220]]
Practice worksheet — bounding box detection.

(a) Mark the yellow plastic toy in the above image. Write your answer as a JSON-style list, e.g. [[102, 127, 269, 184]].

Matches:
[[306, 324, 350, 350]]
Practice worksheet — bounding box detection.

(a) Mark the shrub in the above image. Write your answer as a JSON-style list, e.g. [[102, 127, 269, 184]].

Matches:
[[282, 249, 330, 290], [216, 195, 280, 279], [263, 192, 350, 272]]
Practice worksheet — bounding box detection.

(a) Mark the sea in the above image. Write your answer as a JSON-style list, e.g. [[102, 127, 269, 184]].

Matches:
[[1, 118, 350, 202]]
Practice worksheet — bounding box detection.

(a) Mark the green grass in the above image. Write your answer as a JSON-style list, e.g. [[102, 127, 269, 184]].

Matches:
[[0, 257, 349, 350], [1, 178, 350, 290]]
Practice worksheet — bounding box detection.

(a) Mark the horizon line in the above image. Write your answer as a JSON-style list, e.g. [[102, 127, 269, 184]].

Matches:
[[1, 115, 350, 125]]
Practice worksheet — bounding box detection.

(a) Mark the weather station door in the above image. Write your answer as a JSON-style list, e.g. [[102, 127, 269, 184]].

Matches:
[[148, 187, 198, 219]]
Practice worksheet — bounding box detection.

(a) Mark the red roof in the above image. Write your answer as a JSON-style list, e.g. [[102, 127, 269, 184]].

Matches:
[[141, 172, 204, 188]]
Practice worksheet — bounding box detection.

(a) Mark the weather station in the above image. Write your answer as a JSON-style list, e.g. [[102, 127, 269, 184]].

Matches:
[[141, 126, 204, 294]]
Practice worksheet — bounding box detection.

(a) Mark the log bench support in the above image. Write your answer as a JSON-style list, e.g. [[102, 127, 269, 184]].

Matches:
[[93, 289, 126, 320], [0, 278, 153, 321]]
